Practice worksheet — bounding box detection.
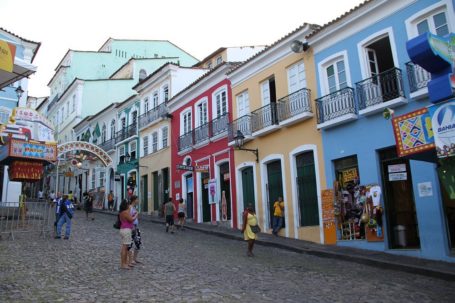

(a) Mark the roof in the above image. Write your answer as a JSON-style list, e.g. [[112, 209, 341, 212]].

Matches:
[[86, 102, 119, 122], [115, 94, 138, 110], [195, 47, 227, 66], [73, 115, 93, 131], [306, 0, 373, 39], [228, 22, 320, 75], [0, 27, 41, 62], [109, 56, 180, 79]]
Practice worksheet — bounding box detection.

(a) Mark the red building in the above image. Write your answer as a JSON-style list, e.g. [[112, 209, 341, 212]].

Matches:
[[168, 63, 238, 228]]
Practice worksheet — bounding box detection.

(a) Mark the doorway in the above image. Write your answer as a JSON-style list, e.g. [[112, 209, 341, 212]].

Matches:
[[380, 148, 420, 249], [219, 162, 231, 221], [186, 174, 194, 220], [267, 160, 284, 228], [142, 174, 148, 212], [152, 171, 159, 211], [296, 151, 319, 226], [241, 167, 255, 211], [201, 172, 210, 222]]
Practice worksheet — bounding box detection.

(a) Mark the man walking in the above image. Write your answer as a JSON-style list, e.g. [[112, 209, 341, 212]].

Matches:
[[56, 195, 75, 240], [164, 197, 176, 234], [272, 196, 285, 236]]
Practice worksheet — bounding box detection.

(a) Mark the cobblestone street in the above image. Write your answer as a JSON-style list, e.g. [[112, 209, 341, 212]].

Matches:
[[0, 211, 454, 302]]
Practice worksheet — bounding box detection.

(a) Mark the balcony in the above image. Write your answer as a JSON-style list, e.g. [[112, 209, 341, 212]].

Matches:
[[211, 113, 229, 140], [99, 138, 115, 152], [193, 123, 210, 146], [228, 115, 252, 145], [406, 61, 431, 100], [316, 87, 357, 130], [277, 88, 313, 127], [115, 124, 137, 143], [251, 102, 280, 136], [178, 132, 193, 153], [356, 68, 406, 116], [138, 103, 168, 129]]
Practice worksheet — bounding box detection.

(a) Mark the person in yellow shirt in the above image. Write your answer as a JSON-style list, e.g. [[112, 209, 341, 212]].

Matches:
[[272, 196, 284, 236]]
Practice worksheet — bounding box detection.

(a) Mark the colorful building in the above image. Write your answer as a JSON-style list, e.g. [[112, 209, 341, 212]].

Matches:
[[310, 0, 455, 261], [227, 23, 326, 243]]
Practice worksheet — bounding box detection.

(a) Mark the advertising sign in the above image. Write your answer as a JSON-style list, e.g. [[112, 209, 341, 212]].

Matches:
[[208, 179, 217, 204], [392, 107, 435, 157], [9, 160, 43, 181], [428, 99, 455, 158], [9, 139, 57, 161], [0, 40, 16, 72]]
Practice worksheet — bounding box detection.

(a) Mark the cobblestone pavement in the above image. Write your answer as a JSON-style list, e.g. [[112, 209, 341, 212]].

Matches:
[[1, 211, 454, 303]]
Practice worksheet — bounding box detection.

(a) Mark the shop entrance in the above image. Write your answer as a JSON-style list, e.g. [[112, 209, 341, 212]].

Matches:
[[438, 157, 455, 250], [219, 162, 231, 221], [267, 160, 284, 228], [296, 151, 319, 226], [379, 148, 420, 249], [241, 166, 255, 211], [141, 174, 148, 212], [201, 172, 210, 222], [185, 174, 194, 220], [152, 171, 159, 211]]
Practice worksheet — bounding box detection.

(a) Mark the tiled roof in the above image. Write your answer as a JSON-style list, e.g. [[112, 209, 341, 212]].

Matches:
[[0, 27, 41, 62], [306, 0, 374, 39], [227, 23, 320, 75]]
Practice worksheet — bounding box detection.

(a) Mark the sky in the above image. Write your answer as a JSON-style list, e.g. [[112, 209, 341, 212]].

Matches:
[[0, 0, 365, 97]]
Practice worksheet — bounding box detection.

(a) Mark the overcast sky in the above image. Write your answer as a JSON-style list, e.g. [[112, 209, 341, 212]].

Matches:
[[1, 0, 364, 97]]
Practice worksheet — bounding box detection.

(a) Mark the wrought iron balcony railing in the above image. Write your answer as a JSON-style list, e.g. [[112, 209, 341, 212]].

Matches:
[[356, 67, 404, 110], [251, 102, 278, 133], [138, 103, 168, 129], [316, 87, 356, 124], [99, 138, 115, 151], [277, 88, 312, 121], [211, 113, 229, 137], [406, 61, 431, 93], [228, 115, 252, 142], [193, 123, 210, 145], [115, 124, 137, 143], [178, 132, 193, 152]]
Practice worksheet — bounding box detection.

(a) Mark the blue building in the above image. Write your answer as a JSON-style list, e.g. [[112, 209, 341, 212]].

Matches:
[[308, 0, 455, 261]]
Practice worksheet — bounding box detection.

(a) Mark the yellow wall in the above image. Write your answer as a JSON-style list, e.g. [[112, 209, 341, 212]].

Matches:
[[231, 49, 326, 243]]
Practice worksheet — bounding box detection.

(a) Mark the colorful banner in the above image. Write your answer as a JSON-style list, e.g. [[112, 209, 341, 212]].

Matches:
[[9, 160, 43, 181], [392, 108, 435, 157], [9, 139, 57, 161], [428, 99, 455, 158], [0, 40, 16, 72]]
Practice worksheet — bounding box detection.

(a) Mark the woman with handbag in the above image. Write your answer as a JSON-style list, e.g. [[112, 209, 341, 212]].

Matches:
[[241, 204, 259, 257]]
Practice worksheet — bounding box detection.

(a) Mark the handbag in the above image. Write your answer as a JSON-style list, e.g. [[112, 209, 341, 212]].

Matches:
[[250, 224, 261, 234], [113, 214, 121, 229]]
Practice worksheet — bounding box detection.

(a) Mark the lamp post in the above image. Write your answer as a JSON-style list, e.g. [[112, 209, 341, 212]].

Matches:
[[233, 130, 259, 163], [15, 85, 24, 103]]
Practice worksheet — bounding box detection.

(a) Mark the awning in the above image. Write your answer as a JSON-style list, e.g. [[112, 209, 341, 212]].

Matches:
[[0, 57, 37, 90]]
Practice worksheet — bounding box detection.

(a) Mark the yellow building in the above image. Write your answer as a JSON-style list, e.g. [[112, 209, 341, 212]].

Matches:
[[228, 23, 328, 243]]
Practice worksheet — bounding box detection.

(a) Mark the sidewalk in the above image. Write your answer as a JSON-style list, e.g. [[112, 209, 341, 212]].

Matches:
[[97, 209, 455, 281]]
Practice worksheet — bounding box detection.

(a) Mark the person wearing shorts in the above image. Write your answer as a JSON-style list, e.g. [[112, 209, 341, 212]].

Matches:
[[119, 200, 137, 270], [165, 197, 176, 234], [177, 198, 186, 230]]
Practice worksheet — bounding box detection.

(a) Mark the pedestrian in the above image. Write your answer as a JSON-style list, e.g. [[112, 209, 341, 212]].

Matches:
[[53, 192, 62, 234], [177, 198, 186, 230], [164, 197, 176, 234], [108, 190, 114, 211], [128, 196, 142, 266], [55, 195, 75, 240], [241, 204, 258, 257], [49, 190, 56, 202], [272, 196, 285, 236], [68, 190, 74, 202], [83, 192, 95, 220], [119, 199, 137, 270], [38, 189, 44, 200]]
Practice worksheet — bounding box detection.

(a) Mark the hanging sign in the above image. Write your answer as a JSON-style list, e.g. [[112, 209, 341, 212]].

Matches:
[[0, 40, 16, 72], [428, 99, 455, 158], [9, 160, 43, 181], [195, 165, 209, 172], [176, 164, 193, 171], [8, 139, 57, 161]]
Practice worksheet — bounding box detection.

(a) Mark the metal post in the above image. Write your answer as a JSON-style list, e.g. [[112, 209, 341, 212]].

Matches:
[[55, 160, 59, 195]]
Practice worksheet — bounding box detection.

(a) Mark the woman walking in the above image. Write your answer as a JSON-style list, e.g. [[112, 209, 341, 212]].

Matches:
[[83, 192, 94, 220], [128, 196, 142, 265], [241, 204, 259, 257], [177, 198, 186, 230], [119, 199, 137, 270]]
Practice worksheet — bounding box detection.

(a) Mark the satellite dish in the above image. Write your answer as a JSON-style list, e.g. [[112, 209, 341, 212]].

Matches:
[[290, 40, 309, 53]]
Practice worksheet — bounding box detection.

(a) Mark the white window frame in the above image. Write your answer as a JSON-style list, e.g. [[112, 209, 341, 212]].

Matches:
[[356, 27, 399, 80], [405, 0, 454, 39], [152, 131, 158, 152], [110, 119, 116, 139], [287, 60, 307, 94], [72, 95, 76, 113], [318, 51, 352, 96], [161, 126, 168, 148], [119, 145, 125, 162], [195, 97, 208, 127], [236, 90, 250, 118], [129, 140, 137, 160], [101, 123, 107, 143], [0, 107, 11, 124], [91, 169, 96, 189], [161, 84, 169, 103], [99, 170, 105, 188], [142, 135, 149, 157], [143, 97, 149, 113], [212, 85, 228, 119], [152, 91, 159, 108], [180, 109, 192, 135]]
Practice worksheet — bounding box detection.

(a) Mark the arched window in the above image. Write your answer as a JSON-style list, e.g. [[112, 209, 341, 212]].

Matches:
[[110, 119, 116, 139], [102, 123, 107, 143], [139, 69, 147, 81]]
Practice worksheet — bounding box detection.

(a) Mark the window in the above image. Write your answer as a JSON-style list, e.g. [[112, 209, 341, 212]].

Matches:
[[236, 91, 250, 117], [144, 97, 149, 113], [287, 61, 307, 94], [91, 169, 96, 189], [99, 170, 105, 188], [110, 119, 116, 139], [0, 108, 11, 124], [152, 132, 158, 152], [131, 111, 138, 127], [130, 141, 137, 160], [139, 69, 147, 81], [182, 111, 192, 134], [162, 85, 169, 102], [72, 95, 76, 112], [216, 56, 222, 65], [214, 89, 227, 117], [162, 126, 168, 148], [121, 117, 126, 130], [101, 123, 107, 143], [207, 62, 212, 69], [153, 92, 159, 108], [196, 99, 208, 127], [143, 136, 149, 156], [417, 11, 449, 36], [326, 60, 347, 93], [119, 145, 125, 163], [261, 77, 276, 105]]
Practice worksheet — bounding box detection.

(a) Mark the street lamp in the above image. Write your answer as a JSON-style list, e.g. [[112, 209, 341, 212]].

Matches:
[[15, 85, 24, 101], [233, 130, 259, 163]]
